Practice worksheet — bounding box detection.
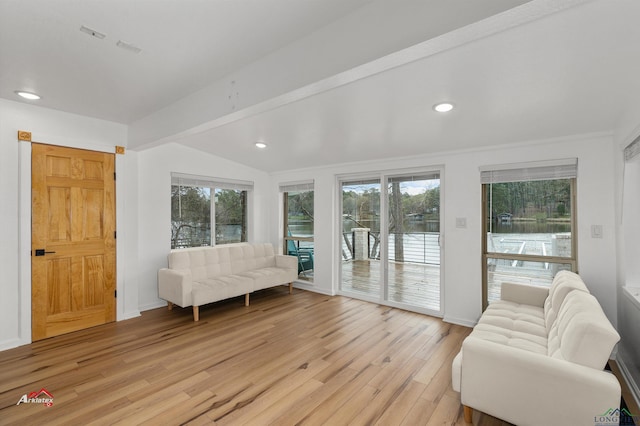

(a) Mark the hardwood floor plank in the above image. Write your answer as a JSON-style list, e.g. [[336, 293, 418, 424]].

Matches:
[[400, 396, 438, 426], [296, 364, 383, 426], [51, 381, 151, 425], [270, 364, 362, 425], [427, 393, 463, 425], [139, 390, 216, 426], [320, 384, 380, 426], [374, 380, 428, 426], [0, 289, 500, 426]]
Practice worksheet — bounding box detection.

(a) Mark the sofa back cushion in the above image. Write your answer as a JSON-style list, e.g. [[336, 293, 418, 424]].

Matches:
[[167, 243, 277, 280], [547, 291, 620, 369], [544, 270, 589, 333], [229, 243, 276, 274]]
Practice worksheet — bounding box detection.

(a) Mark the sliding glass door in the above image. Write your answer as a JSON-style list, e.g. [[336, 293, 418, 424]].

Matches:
[[386, 174, 441, 311], [339, 171, 442, 315], [340, 179, 381, 300]]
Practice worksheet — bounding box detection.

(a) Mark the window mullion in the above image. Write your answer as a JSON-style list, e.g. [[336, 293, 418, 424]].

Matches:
[[210, 187, 216, 246]]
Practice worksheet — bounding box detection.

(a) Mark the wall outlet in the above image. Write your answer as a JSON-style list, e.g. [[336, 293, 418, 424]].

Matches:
[[456, 217, 467, 228]]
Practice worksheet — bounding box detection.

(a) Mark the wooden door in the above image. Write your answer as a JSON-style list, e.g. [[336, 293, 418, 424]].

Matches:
[[31, 143, 116, 341]]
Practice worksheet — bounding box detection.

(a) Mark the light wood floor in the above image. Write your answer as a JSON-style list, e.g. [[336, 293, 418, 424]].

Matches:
[[0, 288, 515, 426]]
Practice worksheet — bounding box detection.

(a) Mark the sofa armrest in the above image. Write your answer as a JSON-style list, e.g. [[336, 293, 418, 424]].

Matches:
[[460, 336, 620, 426], [158, 268, 193, 307], [500, 282, 549, 307], [275, 254, 297, 271]]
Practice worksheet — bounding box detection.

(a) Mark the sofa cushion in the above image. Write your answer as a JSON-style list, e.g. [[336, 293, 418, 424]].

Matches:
[[544, 270, 590, 333], [547, 291, 620, 369], [168, 246, 235, 281], [239, 267, 294, 291], [230, 244, 277, 274], [192, 274, 254, 306], [470, 301, 547, 355]]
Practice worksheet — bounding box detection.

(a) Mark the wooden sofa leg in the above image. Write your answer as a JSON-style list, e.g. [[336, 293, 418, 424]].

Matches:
[[289, 282, 293, 294], [193, 306, 199, 322], [168, 302, 173, 311], [463, 405, 472, 423], [245, 293, 250, 306]]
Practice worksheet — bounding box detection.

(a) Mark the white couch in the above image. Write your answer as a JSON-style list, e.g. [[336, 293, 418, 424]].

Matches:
[[158, 243, 298, 321], [452, 271, 621, 426]]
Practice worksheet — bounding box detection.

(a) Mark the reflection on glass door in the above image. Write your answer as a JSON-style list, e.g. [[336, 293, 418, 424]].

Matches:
[[340, 179, 381, 299], [284, 189, 314, 282], [339, 172, 442, 315], [386, 174, 440, 311]]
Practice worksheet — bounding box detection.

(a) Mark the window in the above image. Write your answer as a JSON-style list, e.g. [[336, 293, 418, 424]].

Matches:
[[481, 159, 577, 308], [214, 189, 247, 244], [171, 173, 252, 249], [622, 136, 640, 285], [281, 181, 314, 281]]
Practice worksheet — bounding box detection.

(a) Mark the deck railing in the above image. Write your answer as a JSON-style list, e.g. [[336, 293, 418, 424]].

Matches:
[[342, 231, 440, 265]]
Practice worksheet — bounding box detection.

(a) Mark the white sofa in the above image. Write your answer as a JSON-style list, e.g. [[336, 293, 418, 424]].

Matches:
[[158, 243, 298, 321], [452, 271, 621, 426]]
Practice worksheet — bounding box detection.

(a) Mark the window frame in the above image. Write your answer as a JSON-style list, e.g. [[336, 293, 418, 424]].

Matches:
[[481, 164, 578, 310], [171, 173, 253, 249], [280, 181, 314, 282]]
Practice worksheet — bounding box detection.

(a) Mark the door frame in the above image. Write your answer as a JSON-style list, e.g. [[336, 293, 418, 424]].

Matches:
[[335, 166, 445, 317], [17, 133, 128, 346]]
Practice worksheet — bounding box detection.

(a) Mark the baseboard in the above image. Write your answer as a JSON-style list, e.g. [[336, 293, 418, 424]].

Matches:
[[138, 300, 169, 312], [120, 310, 142, 321], [293, 282, 335, 296], [0, 338, 28, 352], [443, 315, 478, 328], [616, 355, 640, 412]]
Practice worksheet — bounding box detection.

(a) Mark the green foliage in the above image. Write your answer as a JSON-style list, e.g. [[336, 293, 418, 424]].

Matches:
[[171, 186, 210, 223], [487, 180, 571, 219], [215, 189, 244, 225], [170, 185, 248, 248], [287, 191, 314, 220], [171, 185, 211, 248], [342, 183, 440, 234], [557, 202, 566, 216]]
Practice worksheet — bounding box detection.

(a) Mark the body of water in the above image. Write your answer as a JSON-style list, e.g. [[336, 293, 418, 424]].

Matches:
[[490, 221, 570, 234]]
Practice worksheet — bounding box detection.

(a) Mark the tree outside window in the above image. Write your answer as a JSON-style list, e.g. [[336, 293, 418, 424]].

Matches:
[[481, 160, 577, 308], [171, 181, 249, 249]]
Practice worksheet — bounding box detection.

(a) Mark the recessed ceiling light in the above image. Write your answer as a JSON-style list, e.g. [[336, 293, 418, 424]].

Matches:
[[433, 102, 454, 113], [15, 91, 41, 100], [255, 142, 267, 149]]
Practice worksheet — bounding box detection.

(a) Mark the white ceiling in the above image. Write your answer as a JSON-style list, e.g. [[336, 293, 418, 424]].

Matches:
[[0, 0, 372, 123], [2, 0, 640, 173], [181, 0, 640, 171]]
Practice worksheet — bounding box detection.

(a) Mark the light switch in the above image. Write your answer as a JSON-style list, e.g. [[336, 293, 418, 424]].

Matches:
[[456, 217, 467, 228], [591, 225, 603, 238]]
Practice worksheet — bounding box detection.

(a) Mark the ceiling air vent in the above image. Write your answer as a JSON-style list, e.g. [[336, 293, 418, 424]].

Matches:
[[79, 25, 106, 39], [116, 40, 142, 54]]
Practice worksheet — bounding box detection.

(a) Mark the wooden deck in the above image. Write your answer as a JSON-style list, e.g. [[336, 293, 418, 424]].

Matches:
[[0, 288, 520, 426], [341, 260, 441, 312], [341, 259, 556, 308]]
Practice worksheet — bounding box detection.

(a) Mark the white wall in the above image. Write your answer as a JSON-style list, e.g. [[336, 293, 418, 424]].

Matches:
[[0, 97, 621, 350], [136, 143, 271, 311], [270, 133, 619, 326], [0, 100, 273, 350], [0, 99, 131, 351]]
